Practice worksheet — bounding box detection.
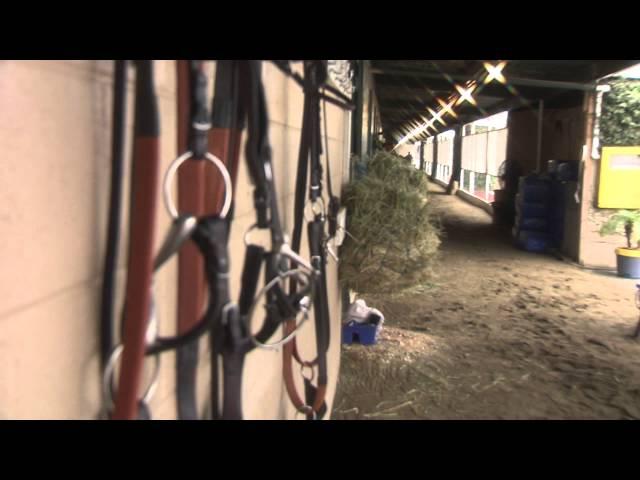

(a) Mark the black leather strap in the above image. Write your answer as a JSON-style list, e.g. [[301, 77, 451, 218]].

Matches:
[[189, 60, 210, 159], [284, 61, 334, 419], [321, 94, 341, 238], [304, 379, 327, 420], [308, 216, 330, 380], [100, 60, 128, 372], [175, 60, 210, 420], [291, 87, 312, 255], [189, 215, 232, 420], [214, 60, 285, 420], [145, 217, 229, 356], [176, 343, 199, 419], [215, 61, 317, 420], [221, 305, 246, 420], [176, 60, 245, 420]]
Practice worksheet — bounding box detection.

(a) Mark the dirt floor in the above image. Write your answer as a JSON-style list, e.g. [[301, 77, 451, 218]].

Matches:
[[332, 182, 640, 420]]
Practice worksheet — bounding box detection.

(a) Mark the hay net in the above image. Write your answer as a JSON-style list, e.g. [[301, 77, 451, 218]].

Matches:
[[340, 150, 441, 294]]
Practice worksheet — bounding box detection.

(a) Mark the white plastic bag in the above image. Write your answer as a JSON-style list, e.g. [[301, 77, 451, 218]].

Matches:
[[346, 300, 384, 329], [346, 299, 370, 323]]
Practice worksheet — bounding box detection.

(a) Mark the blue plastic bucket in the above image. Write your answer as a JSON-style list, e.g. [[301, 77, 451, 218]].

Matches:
[[342, 316, 382, 345], [616, 248, 640, 279]]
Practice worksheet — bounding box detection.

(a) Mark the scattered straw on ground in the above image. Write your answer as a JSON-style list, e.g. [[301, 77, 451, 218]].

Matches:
[[333, 182, 640, 420]]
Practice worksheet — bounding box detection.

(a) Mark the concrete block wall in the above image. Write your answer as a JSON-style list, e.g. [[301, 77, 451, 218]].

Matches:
[[0, 60, 351, 419]]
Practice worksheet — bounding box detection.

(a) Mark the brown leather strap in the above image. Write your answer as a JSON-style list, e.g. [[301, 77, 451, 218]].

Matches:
[[207, 128, 235, 211], [175, 60, 209, 420], [112, 60, 161, 420], [113, 135, 161, 419], [282, 318, 308, 412], [282, 318, 328, 415], [112, 140, 160, 419], [206, 60, 245, 419], [208, 60, 244, 212], [292, 339, 318, 368], [177, 61, 208, 335], [281, 62, 330, 418]]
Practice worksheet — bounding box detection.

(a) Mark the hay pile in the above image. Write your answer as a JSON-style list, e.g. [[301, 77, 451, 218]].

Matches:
[[340, 150, 441, 294]]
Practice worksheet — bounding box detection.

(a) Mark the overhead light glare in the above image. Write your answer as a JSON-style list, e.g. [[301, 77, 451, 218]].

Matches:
[[436, 97, 458, 119], [455, 83, 477, 106], [483, 61, 507, 84]]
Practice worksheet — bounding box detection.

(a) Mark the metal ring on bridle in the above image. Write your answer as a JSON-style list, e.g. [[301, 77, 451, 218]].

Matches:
[[102, 343, 161, 413], [247, 269, 315, 350], [163, 151, 232, 220], [101, 300, 161, 413]]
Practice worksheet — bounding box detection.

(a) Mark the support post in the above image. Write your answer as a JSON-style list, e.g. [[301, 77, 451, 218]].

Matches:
[[447, 125, 463, 194], [430, 137, 438, 179], [536, 100, 544, 173], [485, 173, 491, 201]]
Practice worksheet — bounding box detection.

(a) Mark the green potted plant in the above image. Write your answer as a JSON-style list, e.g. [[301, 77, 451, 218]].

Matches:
[[599, 209, 640, 278]]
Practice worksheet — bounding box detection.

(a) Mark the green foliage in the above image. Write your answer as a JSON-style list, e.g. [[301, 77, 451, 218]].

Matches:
[[600, 78, 640, 147], [599, 209, 640, 248], [339, 150, 441, 294]]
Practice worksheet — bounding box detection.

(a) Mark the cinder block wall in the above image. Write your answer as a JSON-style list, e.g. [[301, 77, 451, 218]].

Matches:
[[0, 60, 351, 419]]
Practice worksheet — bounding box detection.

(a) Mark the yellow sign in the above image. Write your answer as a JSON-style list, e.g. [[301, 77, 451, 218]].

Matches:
[[598, 146, 640, 208]]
